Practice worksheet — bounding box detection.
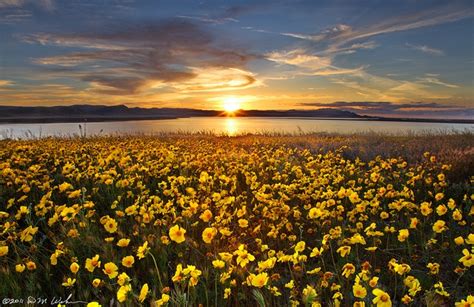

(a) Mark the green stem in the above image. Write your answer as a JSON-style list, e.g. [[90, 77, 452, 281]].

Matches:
[[148, 252, 164, 291], [214, 275, 218, 307]]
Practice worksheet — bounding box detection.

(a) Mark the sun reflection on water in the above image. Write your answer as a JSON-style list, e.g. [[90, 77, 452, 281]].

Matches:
[[224, 118, 239, 135]]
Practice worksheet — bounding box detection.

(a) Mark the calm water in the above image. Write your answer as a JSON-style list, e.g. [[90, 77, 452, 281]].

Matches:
[[0, 117, 472, 139]]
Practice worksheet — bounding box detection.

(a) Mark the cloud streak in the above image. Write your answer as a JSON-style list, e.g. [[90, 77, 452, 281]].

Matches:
[[279, 4, 473, 50], [417, 76, 459, 88], [406, 43, 444, 56], [0, 0, 53, 10]]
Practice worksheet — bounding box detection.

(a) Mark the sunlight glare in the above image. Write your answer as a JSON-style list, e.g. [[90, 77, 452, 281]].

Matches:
[[222, 96, 242, 113]]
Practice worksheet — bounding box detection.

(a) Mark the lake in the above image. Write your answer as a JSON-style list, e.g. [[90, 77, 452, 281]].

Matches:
[[0, 117, 473, 139]]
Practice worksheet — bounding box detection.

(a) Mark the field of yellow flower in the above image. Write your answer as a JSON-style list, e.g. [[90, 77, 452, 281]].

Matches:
[[0, 134, 473, 306]]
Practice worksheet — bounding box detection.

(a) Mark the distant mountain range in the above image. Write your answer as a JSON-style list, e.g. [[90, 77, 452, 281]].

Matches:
[[0, 104, 472, 124], [0, 104, 364, 123]]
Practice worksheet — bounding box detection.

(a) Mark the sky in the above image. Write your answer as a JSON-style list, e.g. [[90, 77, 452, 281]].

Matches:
[[0, 0, 473, 118]]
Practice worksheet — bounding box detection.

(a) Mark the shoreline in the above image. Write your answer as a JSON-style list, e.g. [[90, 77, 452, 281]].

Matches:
[[0, 115, 473, 125]]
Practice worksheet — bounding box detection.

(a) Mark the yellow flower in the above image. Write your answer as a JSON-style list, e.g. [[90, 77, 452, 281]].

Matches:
[[302, 285, 318, 303], [169, 225, 186, 243], [436, 204, 448, 216], [92, 279, 101, 288], [420, 202, 432, 216], [372, 289, 392, 306], [459, 249, 474, 267], [336, 246, 351, 257], [104, 218, 118, 233], [349, 191, 360, 203], [117, 238, 130, 247], [199, 209, 213, 222], [238, 219, 249, 228], [212, 259, 225, 269], [341, 263, 355, 278], [67, 189, 81, 198], [0, 245, 8, 256], [455, 295, 474, 307], [432, 220, 447, 233], [248, 272, 269, 288], [392, 262, 411, 275], [155, 293, 170, 306], [310, 247, 323, 257], [397, 229, 409, 242], [58, 182, 72, 192], [50, 249, 64, 266], [307, 267, 321, 275], [434, 282, 450, 297], [202, 227, 217, 244], [369, 277, 379, 288], [285, 280, 295, 289], [453, 209, 463, 221], [117, 284, 132, 303], [62, 278, 76, 287], [353, 283, 367, 298], [234, 244, 255, 267], [137, 241, 150, 259], [295, 241, 306, 253], [258, 257, 276, 271], [85, 255, 101, 272], [224, 288, 231, 299], [15, 264, 25, 273], [308, 207, 323, 219], [409, 218, 419, 229], [454, 236, 464, 245], [121, 255, 135, 268], [401, 295, 413, 304], [103, 262, 119, 279], [70, 262, 80, 274], [435, 192, 444, 201], [139, 283, 149, 303], [349, 233, 366, 245], [219, 252, 233, 262], [117, 272, 130, 286], [20, 226, 38, 242], [26, 261, 36, 270], [172, 264, 184, 283], [86, 302, 101, 307], [426, 262, 439, 274]]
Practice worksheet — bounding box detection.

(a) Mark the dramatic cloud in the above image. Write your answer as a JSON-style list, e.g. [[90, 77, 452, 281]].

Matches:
[[26, 19, 257, 95], [1, 1, 472, 117], [299, 101, 474, 118], [406, 43, 444, 56]]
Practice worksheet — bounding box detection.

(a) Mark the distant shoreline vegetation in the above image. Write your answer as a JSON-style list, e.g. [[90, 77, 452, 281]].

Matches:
[[0, 105, 472, 124]]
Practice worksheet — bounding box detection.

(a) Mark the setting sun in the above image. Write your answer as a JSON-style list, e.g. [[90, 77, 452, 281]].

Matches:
[[222, 96, 241, 113]]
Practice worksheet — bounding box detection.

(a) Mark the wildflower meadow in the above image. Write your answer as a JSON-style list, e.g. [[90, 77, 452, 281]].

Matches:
[[0, 133, 473, 306]]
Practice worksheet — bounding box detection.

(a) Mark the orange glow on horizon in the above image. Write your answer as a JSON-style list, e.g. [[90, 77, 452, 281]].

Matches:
[[221, 96, 241, 113]]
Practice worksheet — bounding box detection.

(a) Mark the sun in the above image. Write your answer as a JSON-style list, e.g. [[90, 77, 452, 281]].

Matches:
[[222, 96, 241, 113]]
